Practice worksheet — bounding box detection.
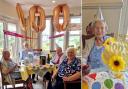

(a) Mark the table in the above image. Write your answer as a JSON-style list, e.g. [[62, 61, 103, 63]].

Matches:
[[20, 64, 56, 81]]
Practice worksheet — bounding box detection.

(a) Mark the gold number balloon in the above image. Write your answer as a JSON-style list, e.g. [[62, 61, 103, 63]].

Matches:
[[53, 4, 70, 32]]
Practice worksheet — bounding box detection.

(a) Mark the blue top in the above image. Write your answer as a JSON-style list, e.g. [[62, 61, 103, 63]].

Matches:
[[58, 57, 81, 77], [19, 48, 34, 62], [87, 36, 110, 71]]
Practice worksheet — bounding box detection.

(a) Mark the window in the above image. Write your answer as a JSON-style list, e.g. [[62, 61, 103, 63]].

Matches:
[[0, 22, 3, 58], [53, 17, 81, 53], [7, 23, 16, 57], [41, 19, 51, 51], [54, 19, 65, 50], [54, 31, 65, 50], [0, 16, 20, 62], [69, 31, 81, 47], [69, 17, 81, 55]]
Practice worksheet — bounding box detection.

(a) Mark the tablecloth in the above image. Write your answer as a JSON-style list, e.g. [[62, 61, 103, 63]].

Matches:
[[82, 71, 128, 89], [20, 64, 56, 81]]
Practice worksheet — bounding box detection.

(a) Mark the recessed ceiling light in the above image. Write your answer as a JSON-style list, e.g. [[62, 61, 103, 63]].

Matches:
[[52, 0, 56, 3]]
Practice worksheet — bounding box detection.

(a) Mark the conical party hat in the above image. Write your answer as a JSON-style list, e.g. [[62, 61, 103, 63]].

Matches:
[[94, 7, 104, 20]]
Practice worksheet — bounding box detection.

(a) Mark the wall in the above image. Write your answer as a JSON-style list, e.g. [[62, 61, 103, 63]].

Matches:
[[83, 0, 122, 5], [0, 0, 17, 19], [82, 0, 123, 36]]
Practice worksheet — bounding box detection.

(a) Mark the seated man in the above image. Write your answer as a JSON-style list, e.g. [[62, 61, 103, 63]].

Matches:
[[44, 47, 66, 89], [1, 50, 21, 85], [52, 47, 81, 89], [50, 47, 66, 66]]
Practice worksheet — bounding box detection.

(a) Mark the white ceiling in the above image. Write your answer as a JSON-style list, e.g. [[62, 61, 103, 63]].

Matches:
[[83, 0, 123, 5], [82, 0, 123, 7], [4, 0, 81, 16]]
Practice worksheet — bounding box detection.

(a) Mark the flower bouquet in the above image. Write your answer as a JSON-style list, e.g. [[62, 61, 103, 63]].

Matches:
[[102, 37, 127, 78]]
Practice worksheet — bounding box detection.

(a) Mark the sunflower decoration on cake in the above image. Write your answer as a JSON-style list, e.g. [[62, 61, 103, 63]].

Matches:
[[102, 37, 127, 72], [108, 54, 125, 72]]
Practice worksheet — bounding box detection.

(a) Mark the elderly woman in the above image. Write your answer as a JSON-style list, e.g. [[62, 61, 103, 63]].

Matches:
[[83, 20, 110, 73], [52, 47, 81, 89], [1, 51, 21, 85], [51, 47, 66, 65]]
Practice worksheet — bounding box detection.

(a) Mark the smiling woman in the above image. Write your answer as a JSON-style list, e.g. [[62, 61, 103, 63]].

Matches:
[[52, 47, 81, 89]]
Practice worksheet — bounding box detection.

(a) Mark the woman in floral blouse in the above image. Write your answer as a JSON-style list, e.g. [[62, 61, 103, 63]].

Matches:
[[52, 47, 81, 89]]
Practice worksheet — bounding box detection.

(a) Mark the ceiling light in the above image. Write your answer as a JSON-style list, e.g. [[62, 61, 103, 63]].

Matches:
[[52, 0, 56, 3]]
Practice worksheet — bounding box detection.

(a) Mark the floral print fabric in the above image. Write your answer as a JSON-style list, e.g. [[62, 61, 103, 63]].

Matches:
[[58, 57, 81, 77]]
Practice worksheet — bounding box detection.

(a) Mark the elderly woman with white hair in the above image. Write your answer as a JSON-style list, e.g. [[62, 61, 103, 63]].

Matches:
[[1, 51, 21, 86], [82, 20, 111, 73], [52, 47, 81, 89]]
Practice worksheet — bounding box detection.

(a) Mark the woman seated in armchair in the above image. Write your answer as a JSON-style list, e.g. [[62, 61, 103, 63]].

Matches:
[[1, 50, 21, 86], [82, 20, 112, 74], [52, 47, 81, 89]]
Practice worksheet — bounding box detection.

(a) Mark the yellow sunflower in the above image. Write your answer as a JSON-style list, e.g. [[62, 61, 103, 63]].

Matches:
[[108, 55, 125, 72], [103, 37, 116, 47], [103, 37, 116, 54]]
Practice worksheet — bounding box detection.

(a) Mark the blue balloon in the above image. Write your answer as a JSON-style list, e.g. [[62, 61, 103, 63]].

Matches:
[[92, 82, 101, 89]]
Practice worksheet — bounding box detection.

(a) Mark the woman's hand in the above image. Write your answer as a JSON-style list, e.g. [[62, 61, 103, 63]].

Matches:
[[82, 64, 89, 69], [4, 69, 10, 75], [62, 76, 70, 81], [9, 64, 18, 73], [64, 72, 81, 81], [82, 64, 90, 76], [51, 68, 59, 81], [51, 74, 56, 80]]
